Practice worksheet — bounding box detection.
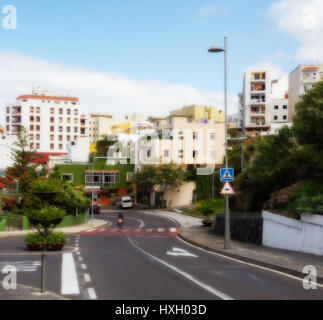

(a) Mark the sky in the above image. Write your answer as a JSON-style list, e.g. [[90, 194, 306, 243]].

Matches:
[[0, 0, 322, 121]]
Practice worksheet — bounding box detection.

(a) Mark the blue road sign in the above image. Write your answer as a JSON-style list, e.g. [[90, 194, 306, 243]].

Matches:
[[220, 168, 234, 182]]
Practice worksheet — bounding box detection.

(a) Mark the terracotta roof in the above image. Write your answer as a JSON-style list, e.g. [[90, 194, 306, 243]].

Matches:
[[302, 66, 319, 71], [32, 152, 67, 164], [17, 95, 79, 102]]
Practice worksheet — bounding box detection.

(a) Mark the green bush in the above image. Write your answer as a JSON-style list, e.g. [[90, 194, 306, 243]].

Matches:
[[25, 232, 43, 245], [32, 178, 62, 193], [26, 206, 66, 221], [47, 232, 68, 244]]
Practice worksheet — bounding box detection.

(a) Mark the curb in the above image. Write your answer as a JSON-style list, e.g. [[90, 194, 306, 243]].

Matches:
[[178, 228, 323, 286], [0, 219, 109, 239]]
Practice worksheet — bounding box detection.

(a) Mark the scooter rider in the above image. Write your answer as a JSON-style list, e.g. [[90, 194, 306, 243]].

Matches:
[[117, 211, 124, 228]]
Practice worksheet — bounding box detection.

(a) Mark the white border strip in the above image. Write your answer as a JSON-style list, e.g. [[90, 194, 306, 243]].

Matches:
[[61, 253, 80, 295]]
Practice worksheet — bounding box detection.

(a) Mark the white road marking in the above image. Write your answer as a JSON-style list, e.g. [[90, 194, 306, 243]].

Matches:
[[78, 256, 83, 262], [84, 274, 91, 283], [127, 217, 145, 228], [167, 247, 198, 258], [176, 237, 323, 289], [76, 251, 80, 255], [111, 228, 118, 232], [0, 261, 41, 272], [81, 264, 87, 270], [135, 229, 142, 232], [127, 236, 233, 300], [146, 228, 153, 232], [170, 228, 177, 232], [158, 228, 165, 232], [61, 253, 80, 295], [87, 288, 98, 300], [86, 228, 97, 233]]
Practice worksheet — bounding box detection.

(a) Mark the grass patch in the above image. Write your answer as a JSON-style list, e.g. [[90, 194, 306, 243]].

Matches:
[[183, 198, 225, 218]]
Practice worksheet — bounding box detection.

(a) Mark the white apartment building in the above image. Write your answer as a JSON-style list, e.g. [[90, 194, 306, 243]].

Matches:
[[289, 65, 323, 121], [4, 88, 88, 153], [240, 70, 290, 135]]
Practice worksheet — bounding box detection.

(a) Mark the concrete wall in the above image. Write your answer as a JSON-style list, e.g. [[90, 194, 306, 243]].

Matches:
[[163, 181, 195, 208], [262, 210, 323, 256]]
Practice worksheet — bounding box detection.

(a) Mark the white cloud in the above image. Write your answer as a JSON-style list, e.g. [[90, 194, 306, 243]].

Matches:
[[268, 0, 323, 61], [0, 52, 238, 124], [196, 4, 228, 24]]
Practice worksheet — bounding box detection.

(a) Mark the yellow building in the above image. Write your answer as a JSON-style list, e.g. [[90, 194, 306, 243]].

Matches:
[[170, 105, 225, 122]]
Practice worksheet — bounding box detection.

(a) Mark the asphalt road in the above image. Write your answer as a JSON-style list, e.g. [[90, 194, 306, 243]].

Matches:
[[1, 210, 323, 300]]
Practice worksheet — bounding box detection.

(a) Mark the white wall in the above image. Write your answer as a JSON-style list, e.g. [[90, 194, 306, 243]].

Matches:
[[0, 136, 17, 170], [162, 182, 196, 208], [263, 210, 323, 256]]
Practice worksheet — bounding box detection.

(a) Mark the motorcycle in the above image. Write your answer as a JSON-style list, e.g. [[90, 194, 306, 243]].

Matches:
[[117, 218, 124, 229]]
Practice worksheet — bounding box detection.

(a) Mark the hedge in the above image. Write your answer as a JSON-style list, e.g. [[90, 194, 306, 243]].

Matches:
[[214, 213, 263, 245], [0, 219, 7, 231]]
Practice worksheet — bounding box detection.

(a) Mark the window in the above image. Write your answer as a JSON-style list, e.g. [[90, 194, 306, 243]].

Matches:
[[283, 115, 287, 120], [7, 125, 9, 132], [59, 144, 63, 150], [59, 117, 63, 124], [274, 105, 279, 110], [30, 143, 34, 149], [178, 150, 184, 159], [59, 135, 63, 141], [74, 109, 78, 115], [74, 127, 78, 133], [67, 109, 71, 115], [59, 126, 63, 133], [193, 132, 198, 140], [36, 126, 40, 131], [147, 149, 152, 158], [36, 116, 40, 122], [62, 174, 73, 182], [36, 107, 40, 113], [50, 135, 54, 141], [30, 116, 34, 122], [50, 117, 55, 123], [30, 125, 34, 131], [67, 136, 71, 142], [210, 132, 215, 140], [193, 150, 198, 158], [7, 107, 10, 114], [30, 107, 34, 113], [80, 128, 85, 135], [283, 105, 287, 109], [85, 171, 120, 187], [50, 126, 54, 132], [36, 134, 40, 140], [59, 109, 63, 115], [178, 131, 184, 140], [6, 116, 9, 123], [274, 116, 278, 120], [30, 134, 34, 140], [67, 118, 71, 124], [74, 118, 78, 125], [74, 136, 78, 141], [126, 172, 133, 182], [67, 127, 71, 133], [36, 143, 40, 150], [50, 108, 55, 114], [50, 144, 54, 150], [164, 150, 169, 157]]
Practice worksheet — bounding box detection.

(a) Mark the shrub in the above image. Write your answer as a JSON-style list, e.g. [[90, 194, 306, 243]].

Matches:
[[47, 232, 68, 244], [25, 232, 43, 245], [32, 178, 62, 193], [26, 206, 66, 221]]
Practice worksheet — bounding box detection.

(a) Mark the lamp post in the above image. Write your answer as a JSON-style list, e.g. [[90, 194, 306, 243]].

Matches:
[[208, 36, 230, 249]]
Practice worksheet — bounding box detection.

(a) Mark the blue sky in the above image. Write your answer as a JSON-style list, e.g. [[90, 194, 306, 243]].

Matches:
[[0, 0, 321, 118]]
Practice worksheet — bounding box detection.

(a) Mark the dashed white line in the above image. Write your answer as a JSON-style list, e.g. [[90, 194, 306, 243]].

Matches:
[[158, 228, 165, 232], [84, 274, 91, 283], [87, 288, 98, 300], [170, 228, 177, 232], [146, 228, 153, 232], [78, 256, 83, 262], [81, 264, 87, 270], [61, 253, 80, 295]]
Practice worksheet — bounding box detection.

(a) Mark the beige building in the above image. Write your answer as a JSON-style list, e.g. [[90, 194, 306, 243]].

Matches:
[[141, 115, 225, 168], [288, 65, 323, 121]]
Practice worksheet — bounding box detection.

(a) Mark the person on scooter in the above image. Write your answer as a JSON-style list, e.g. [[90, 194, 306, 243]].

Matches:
[[117, 211, 124, 228]]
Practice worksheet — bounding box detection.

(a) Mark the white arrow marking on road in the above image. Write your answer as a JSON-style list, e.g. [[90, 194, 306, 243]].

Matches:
[[166, 247, 198, 258]]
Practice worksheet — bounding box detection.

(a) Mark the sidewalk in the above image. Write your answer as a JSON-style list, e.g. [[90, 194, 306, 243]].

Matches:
[[179, 226, 323, 284], [0, 219, 108, 239], [0, 284, 66, 300]]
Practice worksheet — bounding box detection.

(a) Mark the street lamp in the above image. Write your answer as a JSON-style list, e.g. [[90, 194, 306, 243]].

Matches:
[[208, 36, 231, 249]]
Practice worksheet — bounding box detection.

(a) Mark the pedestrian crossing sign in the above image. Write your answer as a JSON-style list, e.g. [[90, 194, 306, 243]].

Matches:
[[220, 168, 234, 182]]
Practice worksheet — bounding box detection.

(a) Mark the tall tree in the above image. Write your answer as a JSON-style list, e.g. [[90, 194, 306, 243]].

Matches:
[[6, 127, 38, 198]]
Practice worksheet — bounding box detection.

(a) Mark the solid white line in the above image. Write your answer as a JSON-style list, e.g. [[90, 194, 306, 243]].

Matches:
[[81, 264, 87, 270], [127, 236, 233, 300], [170, 228, 177, 232], [84, 274, 91, 283], [61, 253, 80, 295], [86, 228, 97, 233], [87, 288, 98, 300], [127, 217, 145, 228], [176, 236, 323, 288]]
